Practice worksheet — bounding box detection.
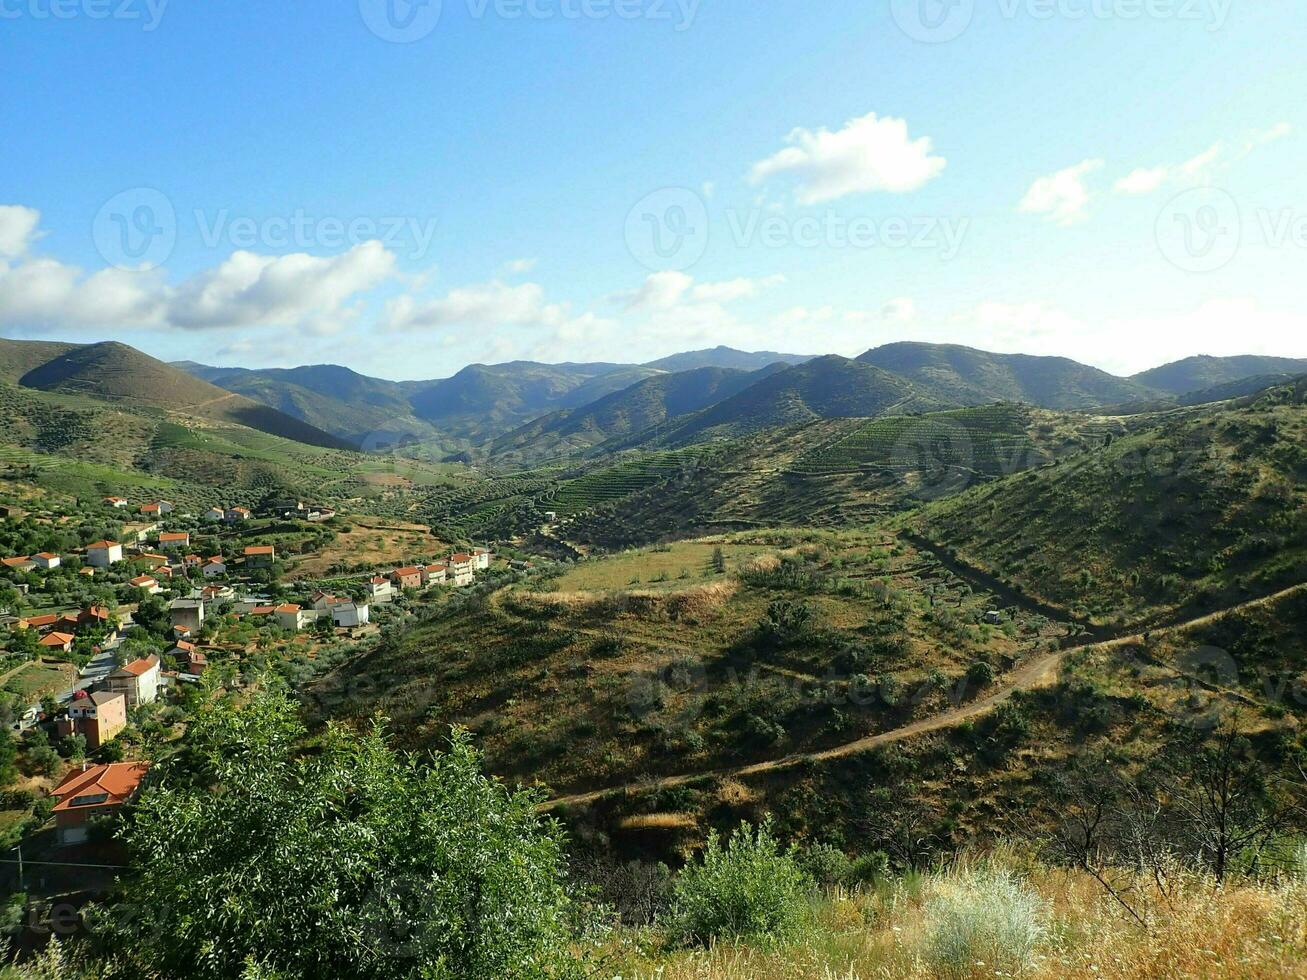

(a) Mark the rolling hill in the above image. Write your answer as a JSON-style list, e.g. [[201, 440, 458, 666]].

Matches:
[[857, 341, 1154, 409], [648, 355, 942, 446], [643, 345, 812, 373], [177, 362, 442, 447], [907, 378, 1307, 626], [14, 341, 353, 450], [1131, 354, 1307, 394], [488, 364, 789, 463]]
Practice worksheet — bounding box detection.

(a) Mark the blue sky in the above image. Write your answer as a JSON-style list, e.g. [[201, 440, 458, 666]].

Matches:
[[0, 0, 1303, 379]]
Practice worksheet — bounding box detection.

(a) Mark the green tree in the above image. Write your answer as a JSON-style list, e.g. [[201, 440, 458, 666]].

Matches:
[[666, 818, 812, 946], [0, 730, 18, 786], [109, 688, 579, 979]]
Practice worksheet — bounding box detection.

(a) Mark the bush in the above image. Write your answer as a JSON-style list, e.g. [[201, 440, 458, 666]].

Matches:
[[666, 819, 812, 946], [920, 867, 1047, 978], [800, 843, 852, 889], [108, 689, 580, 979]]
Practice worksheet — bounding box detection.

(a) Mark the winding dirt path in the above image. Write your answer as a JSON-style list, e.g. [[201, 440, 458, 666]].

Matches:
[[542, 581, 1307, 811]]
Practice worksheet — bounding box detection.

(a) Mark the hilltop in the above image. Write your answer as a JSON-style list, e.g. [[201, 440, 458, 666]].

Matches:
[[1132, 353, 1307, 394], [858, 341, 1155, 409], [9, 340, 351, 450]]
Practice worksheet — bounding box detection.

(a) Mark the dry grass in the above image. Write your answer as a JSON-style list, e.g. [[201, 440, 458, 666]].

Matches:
[[604, 860, 1307, 979]]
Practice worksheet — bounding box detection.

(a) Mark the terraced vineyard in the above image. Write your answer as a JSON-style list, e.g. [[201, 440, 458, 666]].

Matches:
[[549, 448, 720, 515], [788, 404, 1042, 478]]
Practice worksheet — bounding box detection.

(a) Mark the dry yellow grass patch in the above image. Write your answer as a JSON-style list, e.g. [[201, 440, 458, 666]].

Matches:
[[618, 813, 700, 831]]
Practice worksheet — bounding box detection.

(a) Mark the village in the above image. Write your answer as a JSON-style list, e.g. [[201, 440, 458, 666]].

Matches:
[[0, 492, 499, 858]]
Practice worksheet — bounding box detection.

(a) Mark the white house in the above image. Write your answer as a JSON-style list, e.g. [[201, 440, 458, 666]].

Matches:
[[274, 604, 307, 631], [33, 553, 61, 570], [330, 601, 370, 629], [225, 507, 252, 522], [104, 496, 129, 509], [473, 548, 492, 571], [447, 553, 475, 587], [422, 563, 447, 586], [366, 577, 394, 601], [105, 655, 161, 708], [85, 541, 124, 568], [202, 557, 227, 579], [129, 575, 161, 595], [204, 507, 226, 522]]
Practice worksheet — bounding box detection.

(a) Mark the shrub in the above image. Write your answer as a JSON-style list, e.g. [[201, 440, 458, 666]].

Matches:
[[800, 843, 852, 889], [666, 819, 812, 946], [920, 867, 1047, 978]]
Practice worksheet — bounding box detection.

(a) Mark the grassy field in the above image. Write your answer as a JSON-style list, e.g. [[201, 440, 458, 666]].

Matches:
[[553, 540, 776, 592], [292, 515, 444, 576], [3, 660, 78, 700]]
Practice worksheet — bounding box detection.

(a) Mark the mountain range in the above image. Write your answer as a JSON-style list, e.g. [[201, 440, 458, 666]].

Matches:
[[4, 336, 1305, 462]]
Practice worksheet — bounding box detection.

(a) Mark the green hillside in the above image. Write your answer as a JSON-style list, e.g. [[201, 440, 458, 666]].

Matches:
[[858, 341, 1154, 409], [1132, 353, 1307, 394], [908, 379, 1307, 626], [489, 365, 782, 463], [644, 345, 812, 372], [11, 339, 352, 450]]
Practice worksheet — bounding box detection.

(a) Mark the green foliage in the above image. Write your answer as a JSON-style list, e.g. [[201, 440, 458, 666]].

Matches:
[[666, 819, 812, 947], [919, 868, 1047, 978], [109, 688, 580, 979]]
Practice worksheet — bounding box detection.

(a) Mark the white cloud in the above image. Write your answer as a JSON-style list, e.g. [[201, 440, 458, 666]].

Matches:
[[503, 257, 538, 275], [1114, 125, 1292, 197], [383, 280, 575, 332], [749, 112, 946, 205], [1019, 159, 1103, 225], [0, 212, 395, 335], [690, 274, 786, 304], [0, 205, 42, 258], [615, 272, 784, 311], [167, 242, 395, 332]]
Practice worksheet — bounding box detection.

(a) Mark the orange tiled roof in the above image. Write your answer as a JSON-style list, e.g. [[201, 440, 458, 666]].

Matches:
[[23, 614, 60, 628], [160, 533, 189, 542], [34, 552, 59, 560], [51, 763, 150, 813], [244, 546, 275, 556], [274, 604, 301, 613], [86, 541, 119, 550], [129, 576, 156, 588], [39, 632, 75, 646], [1, 557, 31, 568], [394, 566, 421, 577], [114, 656, 159, 678]]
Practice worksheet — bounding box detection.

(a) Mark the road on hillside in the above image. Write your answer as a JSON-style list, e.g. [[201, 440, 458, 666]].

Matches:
[[542, 581, 1307, 811]]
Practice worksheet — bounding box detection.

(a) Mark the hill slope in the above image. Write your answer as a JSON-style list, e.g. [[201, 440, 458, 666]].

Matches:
[[652, 355, 940, 445], [643, 345, 812, 373], [16, 341, 353, 450], [1132, 354, 1307, 394], [489, 365, 788, 463], [858, 341, 1153, 409], [908, 379, 1307, 626]]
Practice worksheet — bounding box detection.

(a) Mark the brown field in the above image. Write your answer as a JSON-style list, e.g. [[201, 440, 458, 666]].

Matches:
[[292, 515, 445, 577]]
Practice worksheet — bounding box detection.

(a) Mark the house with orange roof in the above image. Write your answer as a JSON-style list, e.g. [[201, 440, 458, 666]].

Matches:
[[50, 762, 150, 845], [422, 563, 447, 586], [243, 545, 276, 568], [366, 576, 394, 600], [391, 566, 422, 590], [33, 552, 61, 570], [225, 506, 251, 522], [2, 556, 36, 573], [85, 541, 124, 568], [104, 496, 129, 509], [184, 554, 203, 568], [472, 547, 492, 571], [105, 655, 161, 708], [18, 613, 60, 632], [129, 575, 161, 595], [274, 603, 307, 631], [202, 556, 228, 578], [139, 501, 174, 516], [158, 532, 190, 550], [39, 632, 75, 653], [204, 506, 226, 521]]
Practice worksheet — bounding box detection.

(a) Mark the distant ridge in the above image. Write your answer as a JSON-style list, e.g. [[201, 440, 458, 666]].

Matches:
[[857, 341, 1153, 409], [8, 339, 353, 450], [1131, 354, 1307, 395]]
